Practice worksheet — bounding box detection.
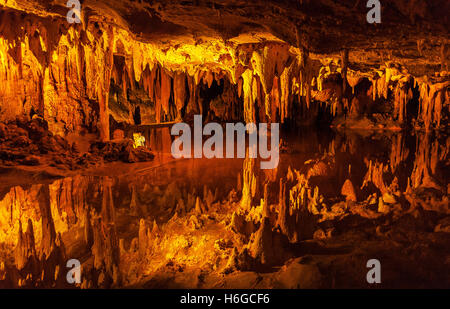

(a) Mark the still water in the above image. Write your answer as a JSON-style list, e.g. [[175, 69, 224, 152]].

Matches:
[[0, 128, 448, 288]]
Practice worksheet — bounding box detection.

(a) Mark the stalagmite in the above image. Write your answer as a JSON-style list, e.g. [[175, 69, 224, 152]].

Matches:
[[195, 196, 207, 214]]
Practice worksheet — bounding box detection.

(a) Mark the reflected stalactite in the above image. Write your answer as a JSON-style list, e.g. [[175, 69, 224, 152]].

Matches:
[[91, 177, 120, 286], [14, 219, 37, 271], [281, 169, 322, 242], [361, 160, 389, 195], [38, 185, 56, 258], [240, 157, 259, 211], [390, 133, 410, 173], [410, 133, 446, 190]]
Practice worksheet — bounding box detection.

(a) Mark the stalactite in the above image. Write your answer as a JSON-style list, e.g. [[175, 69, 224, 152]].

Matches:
[[280, 64, 292, 122], [250, 44, 292, 98], [205, 71, 214, 88], [298, 48, 311, 109], [148, 66, 157, 102], [1, 7, 447, 140], [173, 72, 187, 118], [125, 58, 135, 92], [270, 76, 281, 121], [341, 49, 349, 95], [160, 68, 172, 118], [237, 77, 243, 99], [252, 75, 260, 113], [186, 74, 199, 115], [264, 94, 272, 121], [418, 80, 449, 130], [393, 77, 413, 124], [242, 69, 256, 123], [154, 66, 162, 122]]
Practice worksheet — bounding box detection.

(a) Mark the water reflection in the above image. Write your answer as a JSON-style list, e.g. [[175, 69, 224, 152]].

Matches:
[[0, 129, 448, 288]]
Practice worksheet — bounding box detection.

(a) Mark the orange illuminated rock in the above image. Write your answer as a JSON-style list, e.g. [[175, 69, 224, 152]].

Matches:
[[248, 218, 274, 265], [341, 179, 357, 202], [14, 219, 37, 270]]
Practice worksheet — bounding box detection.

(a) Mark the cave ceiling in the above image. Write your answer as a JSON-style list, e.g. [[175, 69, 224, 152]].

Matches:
[[1, 0, 449, 77]]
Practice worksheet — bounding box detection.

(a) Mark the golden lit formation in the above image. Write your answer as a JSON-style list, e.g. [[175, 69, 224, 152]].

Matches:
[[0, 0, 448, 290]]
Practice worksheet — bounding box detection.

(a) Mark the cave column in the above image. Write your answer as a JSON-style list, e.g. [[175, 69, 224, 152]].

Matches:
[[98, 26, 114, 142]]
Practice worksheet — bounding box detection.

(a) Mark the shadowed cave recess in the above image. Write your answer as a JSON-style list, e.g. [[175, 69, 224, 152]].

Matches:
[[0, 0, 449, 289]]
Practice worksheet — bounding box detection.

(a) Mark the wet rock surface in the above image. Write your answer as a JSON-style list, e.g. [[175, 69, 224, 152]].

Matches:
[[0, 118, 154, 171]]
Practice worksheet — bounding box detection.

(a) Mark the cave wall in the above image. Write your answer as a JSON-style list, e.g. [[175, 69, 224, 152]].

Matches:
[[0, 10, 115, 139], [0, 2, 448, 140]]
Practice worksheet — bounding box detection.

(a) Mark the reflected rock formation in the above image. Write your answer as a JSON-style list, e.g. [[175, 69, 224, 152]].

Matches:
[[0, 0, 449, 289]]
